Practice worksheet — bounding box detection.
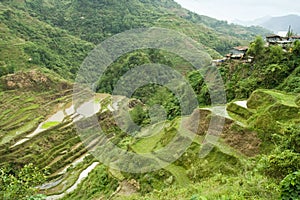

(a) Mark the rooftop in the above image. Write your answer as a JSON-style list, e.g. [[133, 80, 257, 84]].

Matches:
[[266, 34, 281, 38], [233, 46, 248, 51]]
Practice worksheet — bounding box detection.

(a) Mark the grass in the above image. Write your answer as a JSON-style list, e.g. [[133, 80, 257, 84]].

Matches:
[[41, 121, 60, 129], [37, 136, 82, 171], [132, 122, 169, 154], [262, 89, 298, 107], [0, 109, 12, 118], [165, 164, 190, 187], [131, 118, 194, 187], [7, 117, 41, 136], [248, 89, 298, 109], [3, 113, 32, 130], [0, 83, 295, 200], [121, 171, 279, 200], [226, 102, 253, 125], [109, 168, 125, 181], [247, 90, 299, 136]]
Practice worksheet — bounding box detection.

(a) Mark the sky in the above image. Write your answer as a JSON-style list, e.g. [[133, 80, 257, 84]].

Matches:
[[174, 0, 300, 22]]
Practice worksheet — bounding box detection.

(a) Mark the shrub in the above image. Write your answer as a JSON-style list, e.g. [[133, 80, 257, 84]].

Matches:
[[0, 164, 47, 200], [262, 150, 300, 179], [282, 125, 300, 153], [295, 94, 300, 106], [280, 171, 300, 200]]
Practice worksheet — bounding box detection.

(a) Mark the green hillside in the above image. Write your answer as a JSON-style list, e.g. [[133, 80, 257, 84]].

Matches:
[[0, 1, 299, 200], [0, 0, 270, 81], [2, 0, 269, 56], [0, 3, 94, 79]]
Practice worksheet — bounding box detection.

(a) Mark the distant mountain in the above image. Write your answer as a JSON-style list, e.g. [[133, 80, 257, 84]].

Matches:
[[234, 14, 300, 34], [260, 14, 300, 34], [233, 16, 272, 27]]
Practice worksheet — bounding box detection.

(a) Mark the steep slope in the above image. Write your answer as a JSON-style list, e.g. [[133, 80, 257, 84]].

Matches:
[[0, 69, 72, 147], [0, 83, 271, 200], [2, 0, 269, 56], [0, 3, 94, 79], [2, 77, 297, 199], [1, 1, 299, 200], [59, 88, 300, 200]]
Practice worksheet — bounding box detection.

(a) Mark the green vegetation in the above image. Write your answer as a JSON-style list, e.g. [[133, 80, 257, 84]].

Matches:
[[120, 172, 279, 200], [247, 36, 265, 60], [0, 2, 93, 79], [214, 38, 300, 101], [280, 171, 300, 200], [226, 91, 299, 199], [62, 165, 118, 200], [0, 164, 47, 200], [41, 121, 60, 129], [0, 0, 299, 200], [0, 0, 269, 81], [2, 0, 268, 55]]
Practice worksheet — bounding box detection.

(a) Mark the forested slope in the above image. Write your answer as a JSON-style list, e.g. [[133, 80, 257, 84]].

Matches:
[[0, 1, 299, 200]]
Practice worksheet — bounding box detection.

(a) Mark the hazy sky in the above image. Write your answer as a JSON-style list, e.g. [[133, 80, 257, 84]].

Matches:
[[174, 0, 300, 22]]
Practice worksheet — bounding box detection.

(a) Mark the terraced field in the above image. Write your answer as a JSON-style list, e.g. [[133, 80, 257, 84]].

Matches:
[[1, 70, 299, 200], [0, 70, 102, 197], [0, 87, 249, 199]]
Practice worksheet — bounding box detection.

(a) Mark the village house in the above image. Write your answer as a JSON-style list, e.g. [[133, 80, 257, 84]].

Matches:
[[266, 34, 282, 45], [220, 32, 300, 64], [226, 46, 248, 60], [231, 46, 248, 55], [266, 34, 299, 48], [276, 40, 293, 48], [290, 35, 300, 43], [211, 46, 251, 65]]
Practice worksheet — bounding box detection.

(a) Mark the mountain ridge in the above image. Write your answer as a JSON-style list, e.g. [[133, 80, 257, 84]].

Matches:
[[261, 14, 300, 34], [2, 0, 269, 56], [234, 14, 300, 34]]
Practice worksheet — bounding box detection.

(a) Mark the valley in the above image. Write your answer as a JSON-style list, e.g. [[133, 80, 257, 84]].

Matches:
[[0, 0, 299, 200]]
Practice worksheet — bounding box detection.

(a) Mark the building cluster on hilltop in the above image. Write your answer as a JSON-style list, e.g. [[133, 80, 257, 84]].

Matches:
[[213, 33, 300, 65], [266, 34, 300, 47]]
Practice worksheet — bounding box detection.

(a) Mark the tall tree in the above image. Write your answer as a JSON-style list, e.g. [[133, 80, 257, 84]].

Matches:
[[247, 36, 265, 60]]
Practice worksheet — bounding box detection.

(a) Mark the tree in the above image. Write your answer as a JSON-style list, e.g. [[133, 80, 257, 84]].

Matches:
[[263, 64, 289, 87], [286, 25, 295, 38], [0, 164, 47, 200], [267, 45, 284, 64], [280, 171, 300, 200], [130, 104, 147, 125], [292, 40, 300, 57], [247, 36, 265, 60]]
